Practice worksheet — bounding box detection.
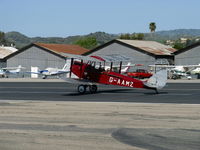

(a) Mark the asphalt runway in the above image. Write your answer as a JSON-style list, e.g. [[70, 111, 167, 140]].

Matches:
[[0, 81, 200, 150], [0, 82, 200, 103]]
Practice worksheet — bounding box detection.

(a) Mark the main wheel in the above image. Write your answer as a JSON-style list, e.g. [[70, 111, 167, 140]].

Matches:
[[89, 85, 97, 94], [78, 84, 86, 94], [42, 75, 47, 79]]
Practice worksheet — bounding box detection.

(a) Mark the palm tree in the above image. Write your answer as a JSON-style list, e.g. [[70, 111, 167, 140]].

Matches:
[[149, 22, 156, 33]]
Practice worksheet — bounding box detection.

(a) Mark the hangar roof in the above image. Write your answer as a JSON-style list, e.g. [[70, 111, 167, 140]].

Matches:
[[84, 39, 177, 56], [117, 39, 176, 55], [0, 46, 18, 59], [35, 43, 89, 55], [5, 43, 89, 60]]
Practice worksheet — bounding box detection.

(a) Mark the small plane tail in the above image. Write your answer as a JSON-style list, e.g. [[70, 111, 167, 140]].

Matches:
[[144, 69, 167, 90], [121, 62, 131, 73], [16, 65, 25, 72], [62, 63, 68, 71]]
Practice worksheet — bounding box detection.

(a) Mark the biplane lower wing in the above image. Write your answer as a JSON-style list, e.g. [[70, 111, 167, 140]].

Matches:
[[60, 77, 96, 85]]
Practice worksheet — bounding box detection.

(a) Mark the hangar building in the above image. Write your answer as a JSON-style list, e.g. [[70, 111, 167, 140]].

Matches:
[[84, 39, 177, 67], [174, 42, 200, 65], [0, 46, 18, 68], [5, 43, 89, 72]]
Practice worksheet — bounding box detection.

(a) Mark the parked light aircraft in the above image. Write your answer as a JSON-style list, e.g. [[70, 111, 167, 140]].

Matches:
[[149, 64, 200, 79], [191, 67, 200, 74], [0, 65, 25, 78], [60, 54, 167, 94], [183, 64, 200, 75], [30, 64, 69, 79]]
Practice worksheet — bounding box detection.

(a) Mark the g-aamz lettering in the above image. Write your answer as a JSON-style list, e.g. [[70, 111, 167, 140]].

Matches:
[[108, 77, 134, 87]]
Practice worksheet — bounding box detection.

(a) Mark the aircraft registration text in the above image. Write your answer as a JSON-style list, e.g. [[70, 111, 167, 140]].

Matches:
[[108, 77, 134, 87]]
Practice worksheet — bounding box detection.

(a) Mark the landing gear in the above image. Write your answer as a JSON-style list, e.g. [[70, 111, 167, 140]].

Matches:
[[77, 84, 87, 94], [155, 89, 159, 94], [89, 85, 97, 94], [42, 75, 47, 79], [77, 84, 97, 94]]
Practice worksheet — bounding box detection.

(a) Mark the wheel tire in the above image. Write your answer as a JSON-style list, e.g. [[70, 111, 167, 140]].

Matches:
[[78, 85, 86, 94], [89, 85, 97, 94]]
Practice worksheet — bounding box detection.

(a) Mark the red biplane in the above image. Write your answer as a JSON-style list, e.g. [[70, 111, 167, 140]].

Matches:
[[61, 54, 167, 94]]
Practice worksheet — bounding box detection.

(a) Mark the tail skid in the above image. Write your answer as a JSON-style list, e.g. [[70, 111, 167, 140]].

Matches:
[[143, 69, 167, 92]]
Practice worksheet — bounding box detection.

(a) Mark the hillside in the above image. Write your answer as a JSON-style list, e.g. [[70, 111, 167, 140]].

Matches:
[[145, 29, 200, 41], [4, 31, 117, 49], [4, 29, 200, 49]]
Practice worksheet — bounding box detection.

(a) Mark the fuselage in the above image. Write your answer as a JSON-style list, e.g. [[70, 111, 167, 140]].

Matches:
[[71, 61, 145, 89]]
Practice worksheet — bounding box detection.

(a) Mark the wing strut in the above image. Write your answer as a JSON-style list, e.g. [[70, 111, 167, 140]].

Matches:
[[118, 61, 122, 74], [80, 59, 83, 79], [69, 58, 74, 78], [110, 62, 113, 71]]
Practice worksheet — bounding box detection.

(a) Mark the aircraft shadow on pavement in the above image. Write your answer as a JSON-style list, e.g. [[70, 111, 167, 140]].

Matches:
[[144, 91, 168, 95], [62, 89, 168, 96], [63, 89, 135, 96]]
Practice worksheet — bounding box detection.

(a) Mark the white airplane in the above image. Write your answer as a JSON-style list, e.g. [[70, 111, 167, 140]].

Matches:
[[0, 65, 25, 78], [190, 64, 200, 74], [149, 64, 200, 79], [191, 68, 200, 74], [30, 64, 69, 79]]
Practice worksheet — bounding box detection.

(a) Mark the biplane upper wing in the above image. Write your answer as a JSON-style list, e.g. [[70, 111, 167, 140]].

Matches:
[[62, 53, 137, 70], [61, 53, 133, 62], [61, 53, 105, 63]]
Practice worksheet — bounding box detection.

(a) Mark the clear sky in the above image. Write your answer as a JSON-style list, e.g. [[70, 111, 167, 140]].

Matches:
[[0, 0, 199, 37]]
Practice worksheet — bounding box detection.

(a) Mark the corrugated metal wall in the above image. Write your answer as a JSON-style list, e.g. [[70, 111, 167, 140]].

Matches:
[[7, 46, 66, 77], [175, 46, 200, 65], [0, 60, 6, 68], [88, 43, 156, 69]]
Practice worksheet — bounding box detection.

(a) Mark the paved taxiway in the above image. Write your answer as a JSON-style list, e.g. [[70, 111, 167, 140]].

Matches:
[[0, 81, 200, 103], [0, 80, 200, 150]]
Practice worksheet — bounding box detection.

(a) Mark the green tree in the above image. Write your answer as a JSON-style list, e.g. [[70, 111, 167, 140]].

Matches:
[[120, 33, 144, 40], [130, 33, 144, 40], [0, 31, 12, 46], [0, 31, 6, 45], [186, 39, 196, 47], [173, 42, 185, 50], [119, 33, 131, 39], [74, 37, 97, 49], [149, 22, 156, 33], [136, 33, 144, 40]]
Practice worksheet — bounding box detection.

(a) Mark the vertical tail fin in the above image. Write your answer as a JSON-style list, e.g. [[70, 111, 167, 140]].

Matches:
[[121, 62, 131, 73], [62, 63, 68, 71], [16, 65, 22, 72], [144, 69, 167, 90]]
